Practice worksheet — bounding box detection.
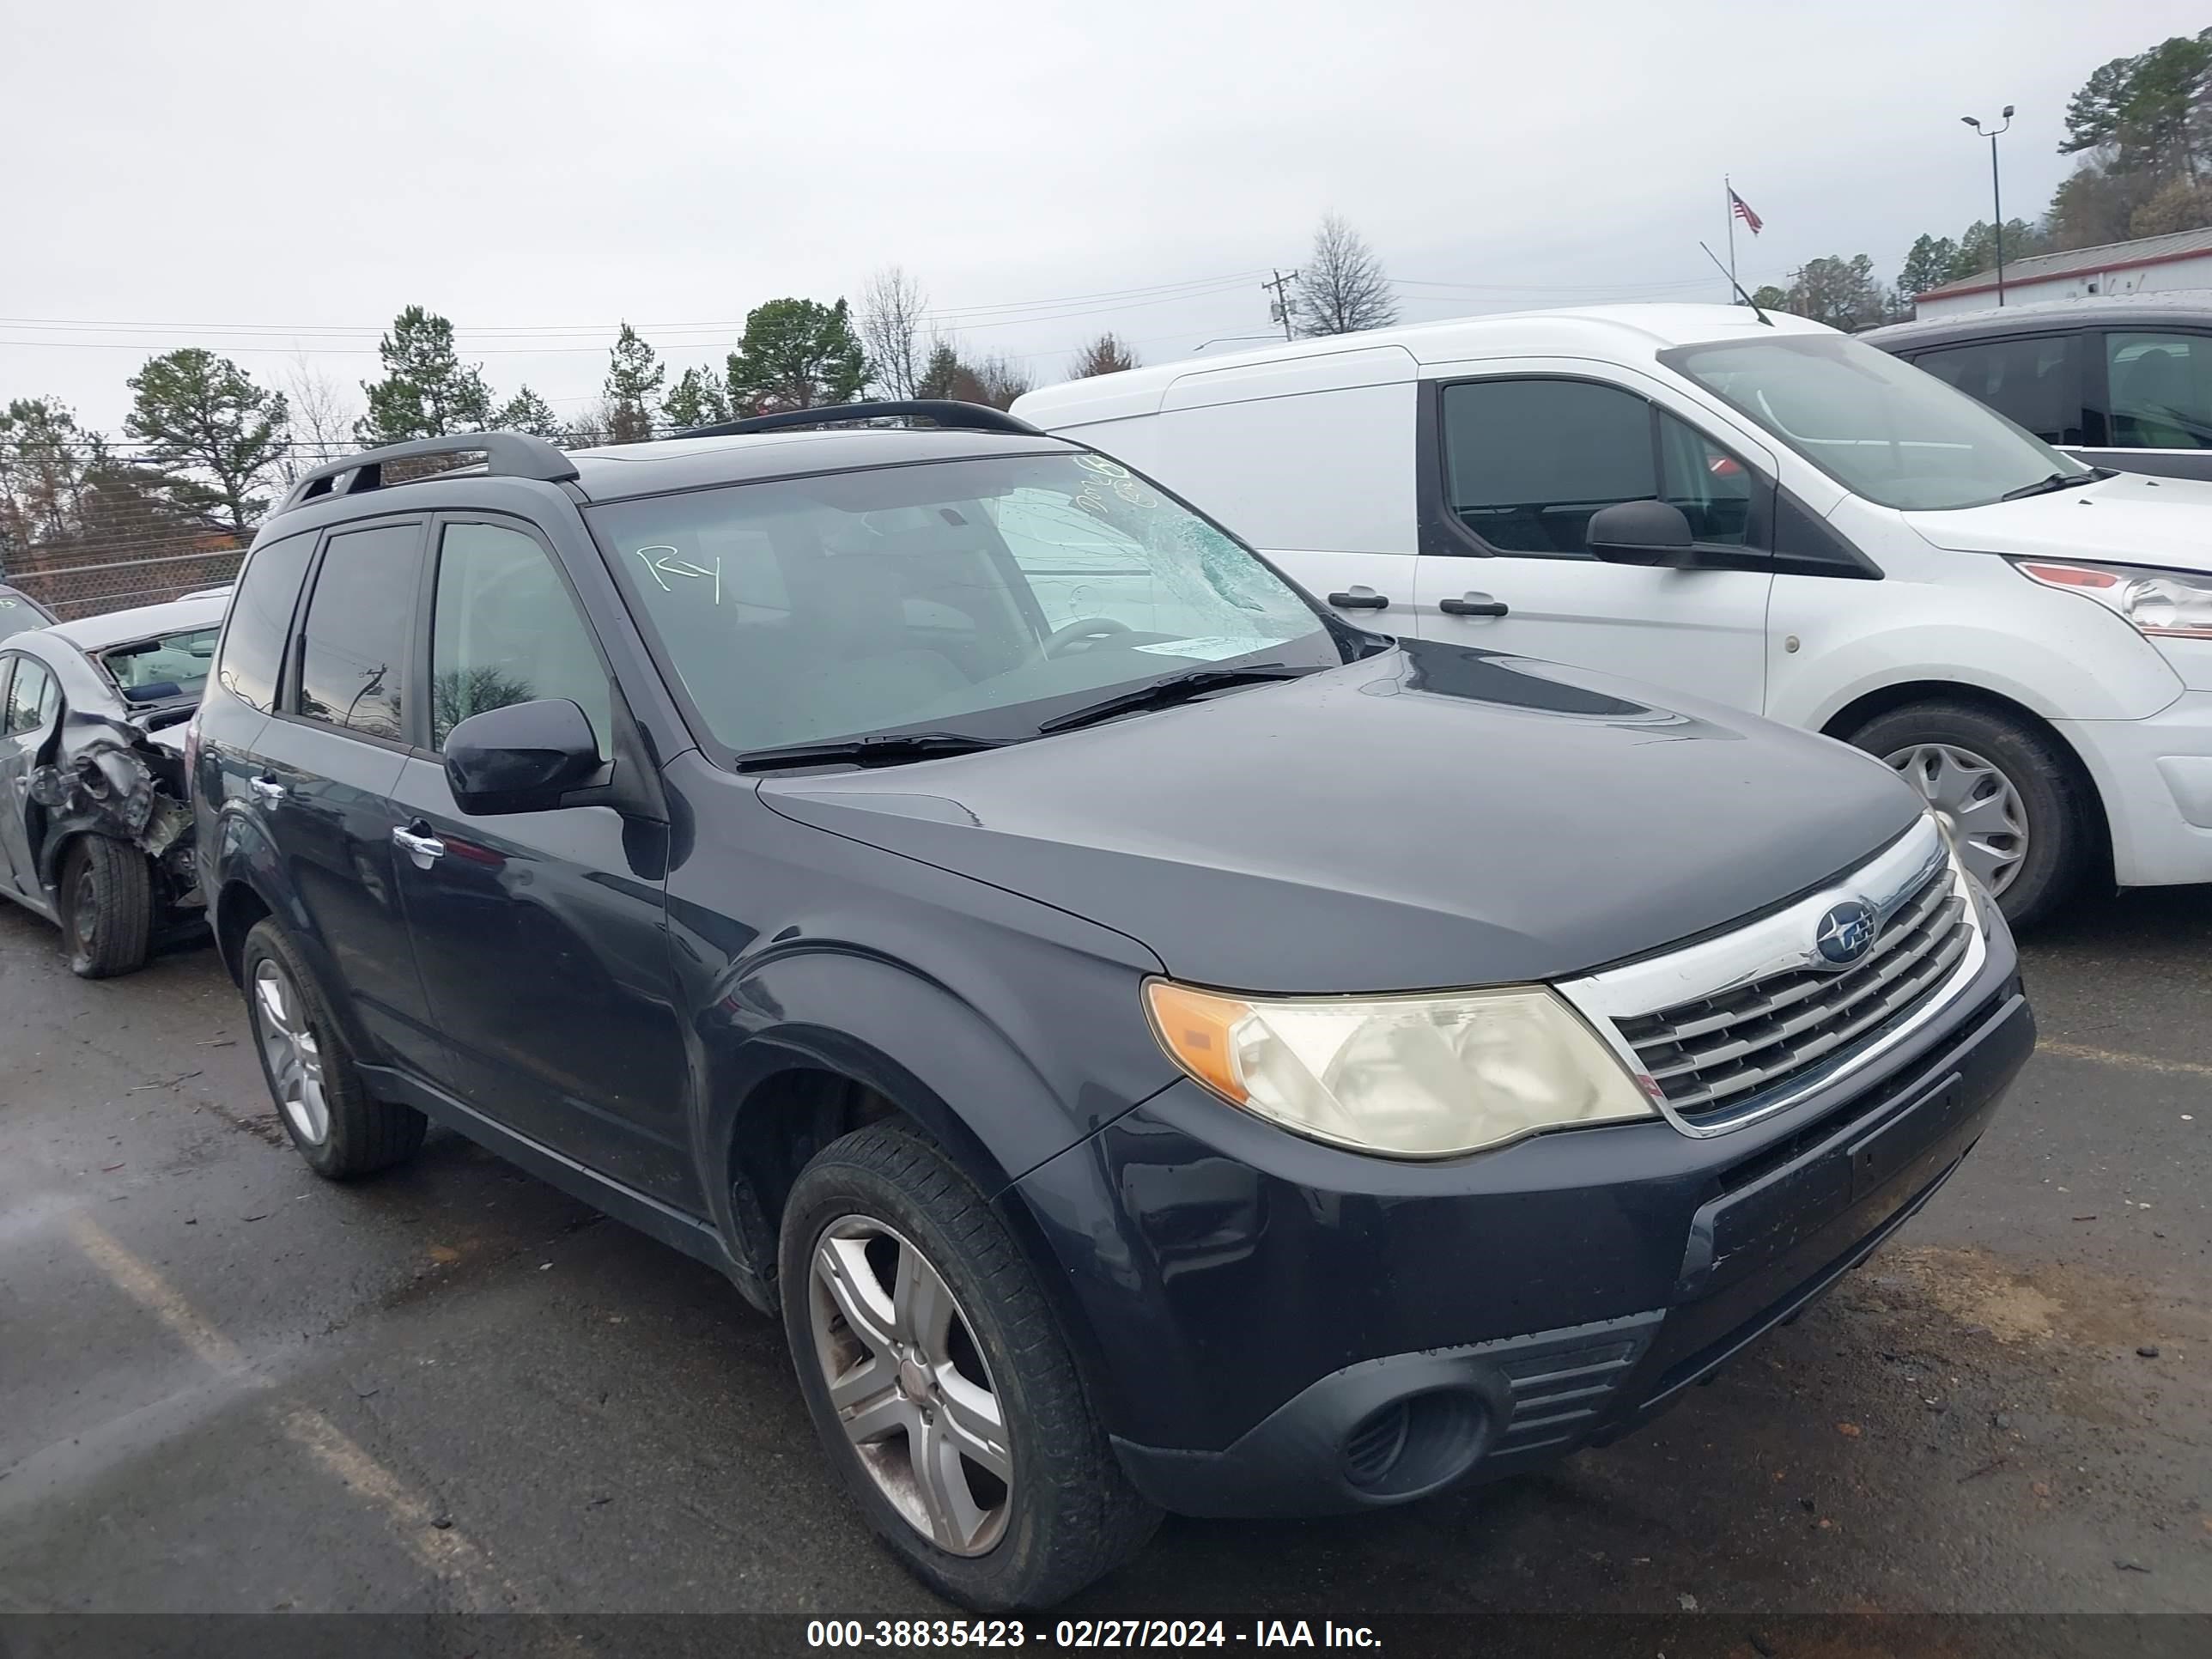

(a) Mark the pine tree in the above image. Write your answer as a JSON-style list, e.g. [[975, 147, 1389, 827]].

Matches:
[[604, 323, 665, 445], [662, 366, 732, 430], [123, 349, 290, 534], [356, 307, 495, 446], [492, 386, 567, 441], [725, 298, 867, 414]]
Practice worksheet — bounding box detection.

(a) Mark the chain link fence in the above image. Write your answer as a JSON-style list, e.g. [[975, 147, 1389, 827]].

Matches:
[[2, 488, 246, 621]]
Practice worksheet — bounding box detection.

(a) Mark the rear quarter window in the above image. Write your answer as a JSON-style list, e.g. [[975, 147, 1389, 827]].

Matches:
[[215, 531, 315, 713]]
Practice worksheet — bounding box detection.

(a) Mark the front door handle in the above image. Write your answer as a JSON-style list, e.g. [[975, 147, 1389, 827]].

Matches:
[[1438, 592, 1510, 617], [1326, 587, 1391, 611], [248, 775, 287, 803], [392, 824, 446, 865]]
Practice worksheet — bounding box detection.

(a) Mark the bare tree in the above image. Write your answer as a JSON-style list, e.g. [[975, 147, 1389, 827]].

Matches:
[[563, 397, 621, 451], [957, 352, 1033, 410], [1067, 332, 1140, 380], [282, 352, 358, 481], [1291, 213, 1399, 337], [859, 265, 931, 399]]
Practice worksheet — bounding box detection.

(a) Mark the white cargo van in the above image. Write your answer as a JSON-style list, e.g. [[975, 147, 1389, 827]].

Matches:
[[1012, 305, 2212, 923]]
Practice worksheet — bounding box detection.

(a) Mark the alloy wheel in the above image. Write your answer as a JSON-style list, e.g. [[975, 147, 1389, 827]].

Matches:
[[252, 957, 330, 1146], [1885, 741, 2029, 896], [807, 1215, 1013, 1556]]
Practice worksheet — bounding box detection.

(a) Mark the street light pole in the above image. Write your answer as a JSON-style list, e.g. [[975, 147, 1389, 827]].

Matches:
[[1960, 106, 2015, 306]]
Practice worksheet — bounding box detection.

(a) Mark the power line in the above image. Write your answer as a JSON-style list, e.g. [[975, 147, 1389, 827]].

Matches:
[[0, 272, 1273, 342]]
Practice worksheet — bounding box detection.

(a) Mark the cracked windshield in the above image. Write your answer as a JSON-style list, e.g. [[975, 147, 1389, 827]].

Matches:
[[587, 450, 1343, 754]]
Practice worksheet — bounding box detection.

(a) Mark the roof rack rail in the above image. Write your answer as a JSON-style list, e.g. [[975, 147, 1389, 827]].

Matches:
[[681, 400, 1046, 440], [280, 432, 579, 512]]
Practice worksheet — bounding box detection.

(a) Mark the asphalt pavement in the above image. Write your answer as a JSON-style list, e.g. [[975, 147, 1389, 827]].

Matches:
[[1, 886, 2206, 1632]]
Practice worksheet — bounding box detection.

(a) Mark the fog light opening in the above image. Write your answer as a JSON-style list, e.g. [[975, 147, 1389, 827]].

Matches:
[[1340, 1390, 1487, 1498]]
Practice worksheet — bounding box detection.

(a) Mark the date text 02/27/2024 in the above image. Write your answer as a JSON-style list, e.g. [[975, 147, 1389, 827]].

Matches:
[[805, 1620, 1383, 1649]]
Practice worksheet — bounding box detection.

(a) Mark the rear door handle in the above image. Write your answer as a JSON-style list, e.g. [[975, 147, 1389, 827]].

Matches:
[[1438, 592, 1510, 617], [392, 824, 446, 864], [248, 775, 287, 802], [1326, 588, 1390, 611]]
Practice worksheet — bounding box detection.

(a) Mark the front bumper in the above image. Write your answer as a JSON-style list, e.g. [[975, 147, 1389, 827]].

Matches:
[[2056, 689, 2212, 888], [1012, 939, 2031, 1518]]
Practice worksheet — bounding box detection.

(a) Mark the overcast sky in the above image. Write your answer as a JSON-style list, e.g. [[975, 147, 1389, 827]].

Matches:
[[4, 1, 2201, 438]]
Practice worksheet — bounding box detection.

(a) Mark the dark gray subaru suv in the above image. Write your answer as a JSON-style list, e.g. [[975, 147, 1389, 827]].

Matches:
[[190, 404, 2033, 1608]]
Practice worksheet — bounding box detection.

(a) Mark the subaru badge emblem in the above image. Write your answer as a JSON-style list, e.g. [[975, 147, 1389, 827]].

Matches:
[[1814, 901, 1875, 966]]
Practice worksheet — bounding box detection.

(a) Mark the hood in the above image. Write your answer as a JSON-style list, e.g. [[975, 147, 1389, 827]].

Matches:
[[1909, 469, 2212, 573], [758, 643, 1923, 994]]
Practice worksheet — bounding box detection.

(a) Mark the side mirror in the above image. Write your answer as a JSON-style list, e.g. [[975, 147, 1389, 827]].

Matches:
[[1587, 500, 1697, 567], [443, 698, 603, 815]]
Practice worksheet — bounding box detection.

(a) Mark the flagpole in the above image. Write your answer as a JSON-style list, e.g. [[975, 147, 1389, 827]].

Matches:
[[1725, 174, 1739, 301]]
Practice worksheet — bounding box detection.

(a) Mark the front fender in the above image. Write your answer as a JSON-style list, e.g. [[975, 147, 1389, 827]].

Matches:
[[693, 939, 1176, 1230], [1772, 608, 2183, 732]]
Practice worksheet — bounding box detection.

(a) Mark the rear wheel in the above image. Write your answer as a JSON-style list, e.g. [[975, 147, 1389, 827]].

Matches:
[[780, 1124, 1157, 1609], [240, 919, 425, 1179], [1845, 699, 2093, 927], [62, 837, 152, 979]]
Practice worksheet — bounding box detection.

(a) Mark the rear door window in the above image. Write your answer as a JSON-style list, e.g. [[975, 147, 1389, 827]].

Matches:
[[1912, 334, 2084, 446], [2106, 331, 2212, 449], [294, 522, 424, 743]]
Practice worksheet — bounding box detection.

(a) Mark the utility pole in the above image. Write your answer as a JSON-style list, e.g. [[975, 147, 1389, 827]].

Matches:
[[1262, 270, 1299, 341]]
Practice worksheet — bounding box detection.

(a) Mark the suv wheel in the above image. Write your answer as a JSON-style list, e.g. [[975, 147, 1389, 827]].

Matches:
[[61, 837, 152, 979], [780, 1124, 1158, 1609], [240, 919, 426, 1179], [1845, 700, 2093, 927]]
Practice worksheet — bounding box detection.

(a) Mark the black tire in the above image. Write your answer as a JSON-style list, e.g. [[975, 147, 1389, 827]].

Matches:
[[240, 918, 425, 1180], [1845, 699, 2094, 928], [61, 836, 152, 979], [780, 1124, 1158, 1609]]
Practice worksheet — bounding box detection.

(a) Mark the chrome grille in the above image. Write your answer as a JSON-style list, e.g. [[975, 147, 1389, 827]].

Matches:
[[1613, 864, 1971, 1119]]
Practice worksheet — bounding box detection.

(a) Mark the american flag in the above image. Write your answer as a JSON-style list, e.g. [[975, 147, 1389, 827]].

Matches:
[[1729, 188, 1764, 236]]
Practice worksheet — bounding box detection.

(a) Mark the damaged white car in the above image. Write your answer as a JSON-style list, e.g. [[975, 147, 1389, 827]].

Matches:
[[0, 592, 227, 976]]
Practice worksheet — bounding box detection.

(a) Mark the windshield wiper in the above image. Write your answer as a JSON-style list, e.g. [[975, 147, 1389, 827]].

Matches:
[[1036, 664, 1313, 736], [735, 731, 1010, 773], [1999, 470, 2102, 501]]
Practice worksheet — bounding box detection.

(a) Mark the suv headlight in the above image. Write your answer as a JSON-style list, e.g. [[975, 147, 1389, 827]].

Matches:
[[1144, 981, 1655, 1158], [2015, 558, 2212, 640]]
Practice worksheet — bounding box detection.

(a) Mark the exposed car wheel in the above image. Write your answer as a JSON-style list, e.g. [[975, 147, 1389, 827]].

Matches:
[[240, 919, 425, 1180], [780, 1124, 1158, 1609], [61, 837, 152, 979], [1845, 700, 2093, 928]]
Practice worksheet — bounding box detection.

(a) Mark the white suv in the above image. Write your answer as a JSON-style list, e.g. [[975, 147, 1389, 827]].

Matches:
[[1012, 304, 2212, 923]]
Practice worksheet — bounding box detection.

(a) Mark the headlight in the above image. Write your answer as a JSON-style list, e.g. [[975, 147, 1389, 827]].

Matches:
[[2014, 558, 2212, 640], [1144, 981, 1656, 1158]]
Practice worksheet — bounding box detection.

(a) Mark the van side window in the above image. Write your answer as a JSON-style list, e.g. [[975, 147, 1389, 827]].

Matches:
[[429, 522, 611, 753], [1912, 334, 2082, 445], [295, 524, 423, 742], [215, 531, 315, 714], [2106, 332, 2212, 449], [1442, 380, 1754, 556]]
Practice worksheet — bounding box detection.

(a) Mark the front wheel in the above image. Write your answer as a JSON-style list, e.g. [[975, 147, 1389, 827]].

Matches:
[[780, 1124, 1158, 1609], [1845, 700, 2094, 928], [61, 837, 152, 979]]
